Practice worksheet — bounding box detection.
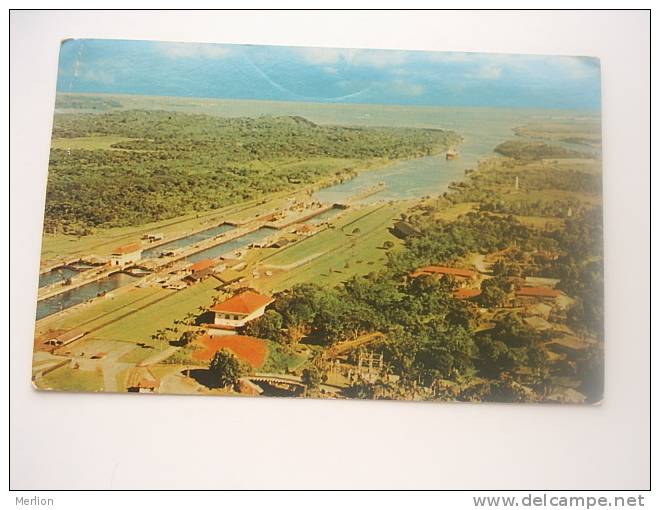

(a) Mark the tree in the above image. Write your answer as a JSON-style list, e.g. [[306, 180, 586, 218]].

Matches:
[[208, 349, 248, 388], [241, 309, 285, 343], [173, 330, 197, 347], [415, 323, 476, 382], [272, 283, 323, 340], [151, 329, 168, 351], [479, 277, 512, 308], [301, 366, 323, 391]]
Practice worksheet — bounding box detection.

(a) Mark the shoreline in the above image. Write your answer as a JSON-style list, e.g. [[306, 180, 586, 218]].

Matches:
[[39, 139, 458, 270]]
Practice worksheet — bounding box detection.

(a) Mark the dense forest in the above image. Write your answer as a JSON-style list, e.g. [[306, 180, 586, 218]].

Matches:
[[241, 207, 603, 402], [494, 140, 589, 160], [242, 137, 604, 403], [45, 110, 459, 234]]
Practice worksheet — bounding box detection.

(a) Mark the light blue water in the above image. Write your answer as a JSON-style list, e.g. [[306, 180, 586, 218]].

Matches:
[[188, 227, 277, 262], [313, 110, 532, 205], [142, 223, 235, 259], [38, 266, 81, 288], [36, 272, 140, 320]]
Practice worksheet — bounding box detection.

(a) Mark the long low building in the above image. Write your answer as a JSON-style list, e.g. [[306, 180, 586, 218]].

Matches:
[[515, 286, 562, 303], [411, 265, 477, 282]]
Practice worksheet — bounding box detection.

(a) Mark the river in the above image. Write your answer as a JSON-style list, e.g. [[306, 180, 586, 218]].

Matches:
[[313, 108, 596, 204], [38, 102, 600, 321]]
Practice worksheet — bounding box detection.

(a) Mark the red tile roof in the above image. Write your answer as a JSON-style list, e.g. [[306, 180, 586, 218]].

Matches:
[[210, 290, 273, 315], [190, 259, 216, 272], [516, 287, 561, 298], [453, 288, 482, 299], [112, 242, 141, 255], [412, 265, 477, 279]]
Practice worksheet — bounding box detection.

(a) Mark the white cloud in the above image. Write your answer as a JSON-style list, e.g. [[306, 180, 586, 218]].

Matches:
[[159, 42, 233, 60], [294, 47, 407, 69]]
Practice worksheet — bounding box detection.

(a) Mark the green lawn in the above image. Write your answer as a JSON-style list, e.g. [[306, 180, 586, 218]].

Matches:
[[264, 205, 393, 266], [50, 136, 139, 151], [91, 278, 221, 344], [263, 204, 405, 291], [37, 366, 105, 392], [36, 286, 166, 335], [261, 341, 307, 373]]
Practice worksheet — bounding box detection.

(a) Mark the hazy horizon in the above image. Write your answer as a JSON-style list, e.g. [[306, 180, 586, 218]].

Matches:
[[56, 39, 602, 110], [56, 91, 602, 115]]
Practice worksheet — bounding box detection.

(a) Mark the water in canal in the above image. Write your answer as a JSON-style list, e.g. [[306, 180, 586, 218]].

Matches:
[[36, 272, 140, 321], [38, 262, 101, 288], [38, 266, 81, 288], [142, 223, 235, 259], [307, 207, 344, 225], [188, 227, 277, 262]]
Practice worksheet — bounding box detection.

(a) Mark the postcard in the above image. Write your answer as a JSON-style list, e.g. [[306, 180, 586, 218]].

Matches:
[[32, 39, 603, 403]]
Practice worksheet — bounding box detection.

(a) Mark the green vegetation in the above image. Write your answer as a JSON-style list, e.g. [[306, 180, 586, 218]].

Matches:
[[301, 366, 323, 390], [45, 110, 458, 234], [34, 103, 603, 403], [248, 130, 603, 402], [263, 204, 405, 291], [445, 156, 601, 219], [514, 120, 602, 147], [35, 286, 166, 335], [209, 349, 249, 388], [494, 140, 588, 160], [55, 95, 122, 110], [88, 278, 219, 344], [261, 341, 306, 373], [38, 367, 105, 392]]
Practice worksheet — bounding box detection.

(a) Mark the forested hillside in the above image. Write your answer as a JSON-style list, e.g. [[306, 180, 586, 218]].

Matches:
[[45, 110, 459, 234]]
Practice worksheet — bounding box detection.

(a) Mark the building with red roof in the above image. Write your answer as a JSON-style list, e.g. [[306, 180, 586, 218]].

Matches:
[[453, 288, 482, 300], [209, 290, 274, 335], [411, 265, 477, 280], [184, 259, 221, 283], [110, 242, 142, 266], [515, 286, 562, 304], [190, 259, 217, 273]]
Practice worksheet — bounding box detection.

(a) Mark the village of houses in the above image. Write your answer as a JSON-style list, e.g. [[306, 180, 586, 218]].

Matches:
[[30, 186, 593, 403]]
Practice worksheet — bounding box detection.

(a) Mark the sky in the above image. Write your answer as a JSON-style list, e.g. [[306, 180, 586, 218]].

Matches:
[[56, 39, 602, 110]]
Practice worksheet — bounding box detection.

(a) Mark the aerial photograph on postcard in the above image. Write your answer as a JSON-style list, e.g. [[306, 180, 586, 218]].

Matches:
[[32, 40, 603, 403]]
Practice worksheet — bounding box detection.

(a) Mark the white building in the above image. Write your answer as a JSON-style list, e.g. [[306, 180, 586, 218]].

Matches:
[[110, 242, 142, 266], [208, 290, 274, 335]]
